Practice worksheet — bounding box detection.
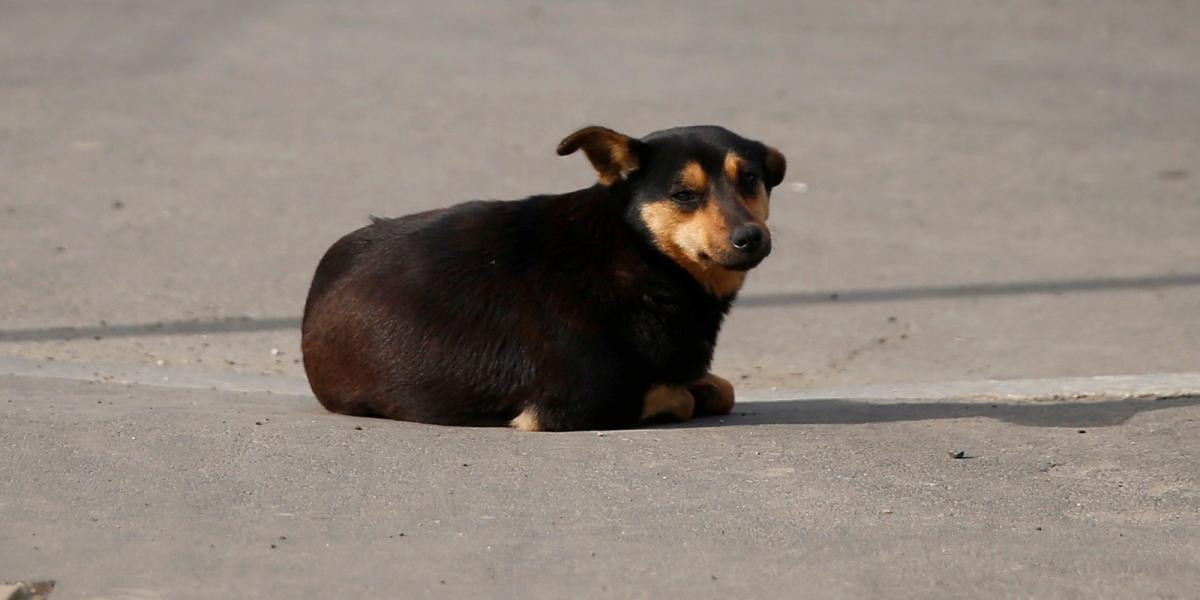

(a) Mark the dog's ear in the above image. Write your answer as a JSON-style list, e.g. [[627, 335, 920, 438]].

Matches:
[[763, 146, 787, 189], [557, 126, 642, 185]]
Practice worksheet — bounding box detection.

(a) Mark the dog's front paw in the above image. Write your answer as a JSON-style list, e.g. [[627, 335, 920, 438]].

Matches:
[[689, 373, 735, 417], [640, 385, 696, 424]]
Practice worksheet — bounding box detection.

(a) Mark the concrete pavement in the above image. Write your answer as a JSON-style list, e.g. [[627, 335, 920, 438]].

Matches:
[[3, 1, 1200, 597], [2, 374, 1198, 599], [2, 0, 1199, 387]]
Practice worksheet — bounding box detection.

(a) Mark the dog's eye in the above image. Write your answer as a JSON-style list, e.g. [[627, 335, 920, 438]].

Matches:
[[741, 172, 759, 186], [670, 190, 701, 205]]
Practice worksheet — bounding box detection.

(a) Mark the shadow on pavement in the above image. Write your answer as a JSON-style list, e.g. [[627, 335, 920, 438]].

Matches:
[[690, 394, 1200, 428]]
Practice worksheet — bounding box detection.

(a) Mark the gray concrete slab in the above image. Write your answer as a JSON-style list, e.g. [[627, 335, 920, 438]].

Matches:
[[2, 0, 1199, 388], [2, 375, 1198, 599], [2, 2, 1199, 598], [4, 354, 1200, 406]]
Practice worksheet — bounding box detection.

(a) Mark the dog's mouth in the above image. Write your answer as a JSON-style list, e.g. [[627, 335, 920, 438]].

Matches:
[[719, 254, 766, 272], [699, 250, 768, 272]]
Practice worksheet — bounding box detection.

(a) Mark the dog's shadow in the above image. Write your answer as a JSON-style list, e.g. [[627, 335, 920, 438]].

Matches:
[[680, 394, 1200, 429]]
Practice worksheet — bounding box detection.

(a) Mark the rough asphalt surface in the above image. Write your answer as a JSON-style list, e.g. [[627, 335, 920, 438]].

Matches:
[[1, 0, 1199, 387], [2, 1, 1199, 598], [3, 375, 1199, 599]]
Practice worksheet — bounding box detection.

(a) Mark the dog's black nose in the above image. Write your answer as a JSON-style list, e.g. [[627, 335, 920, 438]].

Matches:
[[730, 224, 763, 252]]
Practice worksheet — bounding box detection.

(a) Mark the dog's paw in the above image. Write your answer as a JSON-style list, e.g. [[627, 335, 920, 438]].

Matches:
[[689, 373, 735, 417], [640, 385, 696, 424]]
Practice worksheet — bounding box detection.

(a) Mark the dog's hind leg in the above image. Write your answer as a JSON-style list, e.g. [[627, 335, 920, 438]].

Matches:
[[509, 407, 543, 432]]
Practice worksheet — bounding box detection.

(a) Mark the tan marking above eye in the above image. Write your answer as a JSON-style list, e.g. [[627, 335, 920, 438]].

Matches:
[[724, 151, 744, 184], [679, 161, 708, 191]]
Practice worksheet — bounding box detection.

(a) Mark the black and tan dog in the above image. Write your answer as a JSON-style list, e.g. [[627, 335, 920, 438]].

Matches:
[[301, 125, 786, 431]]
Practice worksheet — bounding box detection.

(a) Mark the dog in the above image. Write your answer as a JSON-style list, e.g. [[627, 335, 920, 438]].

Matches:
[[301, 125, 786, 431]]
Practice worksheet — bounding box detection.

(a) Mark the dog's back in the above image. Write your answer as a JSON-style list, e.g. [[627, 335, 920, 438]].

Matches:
[[302, 187, 719, 428]]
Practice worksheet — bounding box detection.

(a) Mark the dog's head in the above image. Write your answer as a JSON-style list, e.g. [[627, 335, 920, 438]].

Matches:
[[558, 125, 786, 297]]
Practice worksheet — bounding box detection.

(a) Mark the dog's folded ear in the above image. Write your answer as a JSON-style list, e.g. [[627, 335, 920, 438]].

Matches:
[[764, 146, 787, 189], [557, 126, 642, 185]]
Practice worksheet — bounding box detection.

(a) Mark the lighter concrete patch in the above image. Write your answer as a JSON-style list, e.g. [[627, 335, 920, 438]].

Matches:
[[750, 372, 1200, 403], [1, 355, 1197, 405], [0, 355, 311, 396]]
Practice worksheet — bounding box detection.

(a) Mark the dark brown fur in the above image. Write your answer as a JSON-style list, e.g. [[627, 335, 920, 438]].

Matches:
[[302, 125, 786, 431]]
